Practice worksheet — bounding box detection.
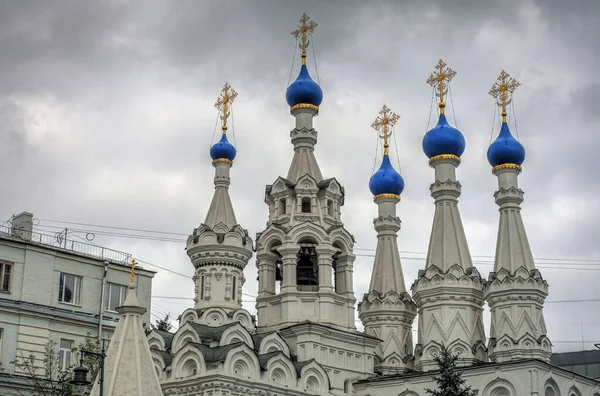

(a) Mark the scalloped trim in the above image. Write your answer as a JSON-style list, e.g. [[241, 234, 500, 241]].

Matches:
[[492, 163, 522, 173], [291, 103, 319, 112]]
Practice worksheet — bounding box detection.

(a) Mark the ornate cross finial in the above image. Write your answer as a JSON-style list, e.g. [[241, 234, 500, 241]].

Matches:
[[130, 258, 137, 283], [371, 105, 400, 155], [489, 70, 520, 123], [291, 13, 318, 65], [214, 82, 238, 133], [426, 59, 457, 114]]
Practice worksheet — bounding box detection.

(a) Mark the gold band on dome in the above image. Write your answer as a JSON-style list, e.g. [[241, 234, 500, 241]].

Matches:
[[212, 158, 233, 166], [373, 194, 401, 202], [291, 103, 319, 112], [492, 163, 522, 173], [428, 154, 461, 165]]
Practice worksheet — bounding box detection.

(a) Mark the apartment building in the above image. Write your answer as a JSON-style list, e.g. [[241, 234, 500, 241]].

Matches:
[[0, 212, 155, 382]]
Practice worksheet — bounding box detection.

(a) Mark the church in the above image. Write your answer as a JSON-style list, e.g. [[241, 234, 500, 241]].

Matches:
[[100, 13, 600, 396]]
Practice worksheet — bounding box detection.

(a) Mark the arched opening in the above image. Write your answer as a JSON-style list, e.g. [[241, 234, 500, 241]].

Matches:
[[279, 198, 286, 215], [182, 359, 198, 378], [301, 197, 311, 213], [544, 379, 560, 396], [273, 249, 283, 295], [332, 243, 345, 294], [200, 275, 205, 300], [331, 255, 338, 293], [327, 199, 334, 216], [344, 379, 352, 393], [297, 244, 318, 290], [231, 275, 237, 300]]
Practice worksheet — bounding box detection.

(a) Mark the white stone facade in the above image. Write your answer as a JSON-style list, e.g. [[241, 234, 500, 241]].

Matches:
[[142, 16, 598, 396]]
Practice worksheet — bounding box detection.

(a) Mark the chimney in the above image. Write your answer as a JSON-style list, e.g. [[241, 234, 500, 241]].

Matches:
[[11, 212, 33, 241]]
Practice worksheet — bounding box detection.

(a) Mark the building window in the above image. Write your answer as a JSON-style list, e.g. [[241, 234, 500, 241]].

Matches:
[[0, 262, 12, 292], [297, 246, 318, 287], [279, 198, 286, 215], [301, 197, 311, 213], [231, 276, 236, 300], [327, 200, 334, 216], [58, 273, 82, 305], [104, 283, 127, 311], [59, 339, 73, 371], [200, 275, 205, 300], [0, 328, 3, 357]]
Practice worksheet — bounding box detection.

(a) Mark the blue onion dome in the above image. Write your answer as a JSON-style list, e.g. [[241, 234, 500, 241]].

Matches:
[[422, 113, 466, 159], [286, 64, 323, 107], [369, 154, 405, 196], [209, 133, 237, 161], [487, 121, 525, 167]]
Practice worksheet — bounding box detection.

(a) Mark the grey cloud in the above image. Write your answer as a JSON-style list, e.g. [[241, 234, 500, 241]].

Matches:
[[0, 0, 598, 351]]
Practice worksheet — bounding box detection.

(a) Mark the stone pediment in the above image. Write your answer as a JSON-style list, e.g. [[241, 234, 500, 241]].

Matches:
[[362, 290, 413, 305], [494, 186, 524, 198], [416, 264, 483, 285], [290, 126, 318, 139], [187, 223, 252, 251], [429, 179, 462, 189], [359, 290, 417, 313], [269, 176, 294, 195], [295, 173, 320, 192], [318, 177, 344, 196], [255, 223, 287, 253], [486, 266, 549, 291]]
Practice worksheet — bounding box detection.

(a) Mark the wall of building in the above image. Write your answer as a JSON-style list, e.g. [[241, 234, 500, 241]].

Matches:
[[353, 360, 600, 396], [0, 237, 155, 376]]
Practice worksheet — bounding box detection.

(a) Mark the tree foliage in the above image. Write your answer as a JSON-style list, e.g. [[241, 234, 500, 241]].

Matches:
[[4, 334, 101, 396], [78, 333, 100, 383], [151, 313, 173, 332], [9, 340, 74, 396], [425, 345, 476, 396]]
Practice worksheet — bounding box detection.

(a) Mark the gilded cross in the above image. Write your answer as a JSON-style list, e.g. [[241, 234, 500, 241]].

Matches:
[[214, 82, 238, 132], [371, 105, 400, 155], [130, 258, 137, 283], [426, 59, 457, 113], [291, 13, 318, 64], [489, 70, 520, 122]]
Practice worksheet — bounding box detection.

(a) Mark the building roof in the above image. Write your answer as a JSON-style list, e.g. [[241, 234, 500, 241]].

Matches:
[[552, 350, 600, 366], [90, 283, 163, 396], [0, 224, 155, 276]]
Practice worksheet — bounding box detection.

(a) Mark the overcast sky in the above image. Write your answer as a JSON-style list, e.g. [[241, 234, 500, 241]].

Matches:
[[1, 0, 599, 353]]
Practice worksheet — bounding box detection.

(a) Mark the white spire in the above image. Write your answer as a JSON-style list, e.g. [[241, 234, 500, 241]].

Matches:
[[483, 70, 551, 361], [412, 61, 487, 370], [411, 155, 487, 371], [90, 283, 163, 396], [203, 160, 237, 228], [485, 165, 551, 362], [187, 83, 253, 313], [359, 195, 417, 374], [286, 106, 324, 183]]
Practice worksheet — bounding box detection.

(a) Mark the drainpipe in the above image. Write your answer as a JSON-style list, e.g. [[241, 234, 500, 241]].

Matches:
[[98, 261, 109, 343]]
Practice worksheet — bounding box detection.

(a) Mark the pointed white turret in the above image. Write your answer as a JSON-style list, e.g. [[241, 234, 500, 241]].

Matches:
[[359, 105, 417, 374], [484, 70, 551, 362], [90, 281, 163, 396], [411, 60, 486, 371], [186, 83, 253, 316]]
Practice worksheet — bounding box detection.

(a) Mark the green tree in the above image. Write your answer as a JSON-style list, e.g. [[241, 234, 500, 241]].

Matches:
[[77, 333, 100, 382], [425, 345, 476, 396], [3, 335, 102, 396], [8, 340, 74, 396], [151, 313, 173, 332]]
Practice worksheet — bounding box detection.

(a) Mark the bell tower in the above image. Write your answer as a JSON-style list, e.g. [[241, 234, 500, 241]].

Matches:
[[255, 14, 356, 332]]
